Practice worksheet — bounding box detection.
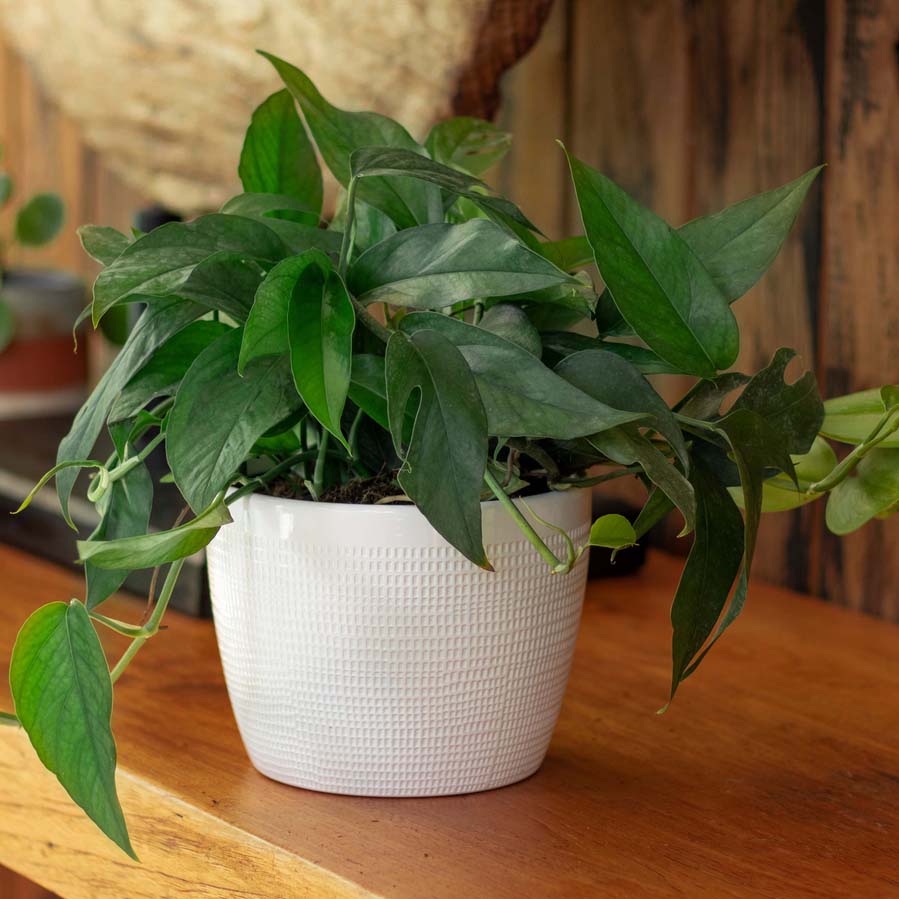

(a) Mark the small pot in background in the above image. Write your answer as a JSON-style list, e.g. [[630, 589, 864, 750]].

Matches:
[[0, 269, 86, 419]]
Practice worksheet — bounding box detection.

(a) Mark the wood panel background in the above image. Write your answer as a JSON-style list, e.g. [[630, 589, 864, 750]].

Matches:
[[0, 0, 896, 613]]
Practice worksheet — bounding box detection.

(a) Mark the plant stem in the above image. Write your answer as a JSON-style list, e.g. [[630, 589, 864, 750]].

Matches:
[[483, 467, 567, 573], [337, 177, 358, 279], [313, 431, 330, 498], [225, 449, 319, 505], [809, 412, 899, 494], [472, 301, 484, 325], [351, 295, 392, 343], [107, 429, 167, 483]]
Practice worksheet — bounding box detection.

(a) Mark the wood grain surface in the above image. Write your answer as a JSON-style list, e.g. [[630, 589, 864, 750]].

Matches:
[[1, 543, 898, 898]]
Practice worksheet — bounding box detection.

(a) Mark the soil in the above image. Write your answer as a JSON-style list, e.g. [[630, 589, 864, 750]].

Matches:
[[266, 472, 408, 505]]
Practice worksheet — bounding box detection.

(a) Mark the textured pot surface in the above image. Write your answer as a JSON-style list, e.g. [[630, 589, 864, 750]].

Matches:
[[207, 488, 592, 797]]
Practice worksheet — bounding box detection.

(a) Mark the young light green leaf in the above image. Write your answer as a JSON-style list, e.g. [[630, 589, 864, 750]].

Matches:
[[826, 449, 899, 535], [56, 298, 203, 520], [15, 192, 64, 246], [261, 52, 440, 228], [386, 329, 490, 568], [92, 214, 290, 325], [348, 220, 574, 309], [881, 385, 899, 410], [478, 304, 542, 356], [10, 601, 135, 858], [589, 514, 637, 550], [287, 266, 355, 448], [678, 167, 823, 302], [240, 248, 332, 371], [109, 320, 231, 422], [565, 150, 739, 377], [425, 117, 512, 175], [168, 328, 300, 511], [78, 499, 232, 569], [239, 89, 323, 218], [821, 388, 899, 448], [78, 225, 130, 266], [732, 348, 823, 454], [85, 459, 153, 608], [400, 313, 643, 440]]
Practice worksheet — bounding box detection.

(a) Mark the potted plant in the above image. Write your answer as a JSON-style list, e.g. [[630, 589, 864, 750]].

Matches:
[[4, 53, 897, 860], [0, 155, 83, 417]]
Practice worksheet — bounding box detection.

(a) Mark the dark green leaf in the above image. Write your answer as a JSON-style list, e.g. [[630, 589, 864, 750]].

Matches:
[[78, 225, 130, 266], [425, 117, 511, 175], [678, 167, 823, 302], [84, 459, 153, 608], [540, 332, 680, 375], [10, 601, 135, 858], [57, 298, 202, 520], [669, 454, 745, 699], [478, 304, 541, 356], [675, 372, 750, 420], [109, 320, 231, 422], [348, 220, 574, 309], [566, 150, 739, 377], [240, 249, 332, 371], [78, 499, 232, 569], [92, 214, 290, 325], [826, 449, 899, 534], [168, 328, 299, 511], [0, 172, 11, 206], [15, 192, 64, 246], [261, 52, 440, 228], [287, 265, 355, 448], [537, 236, 593, 271], [0, 298, 13, 354], [732, 348, 823, 454], [239, 89, 323, 218], [386, 329, 490, 568], [400, 313, 643, 440], [348, 354, 390, 430]]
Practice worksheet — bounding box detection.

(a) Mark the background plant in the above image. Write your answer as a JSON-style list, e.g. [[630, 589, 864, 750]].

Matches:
[[4, 53, 897, 858], [0, 147, 66, 351]]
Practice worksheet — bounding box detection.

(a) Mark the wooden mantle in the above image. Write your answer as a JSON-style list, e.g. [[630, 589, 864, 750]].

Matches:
[[1, 543, 897, 897]]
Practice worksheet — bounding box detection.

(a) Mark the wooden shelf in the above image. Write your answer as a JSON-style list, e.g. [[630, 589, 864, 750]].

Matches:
[[1, 543, 898, 898]]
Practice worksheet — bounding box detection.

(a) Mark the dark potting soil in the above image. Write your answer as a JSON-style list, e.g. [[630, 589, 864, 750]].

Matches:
[[265, 472, 408, 505]]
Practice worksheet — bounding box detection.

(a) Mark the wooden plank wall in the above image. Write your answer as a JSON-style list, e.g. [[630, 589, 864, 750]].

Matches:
[[499, 0, 899, 616], [0, 1, 896, 620]]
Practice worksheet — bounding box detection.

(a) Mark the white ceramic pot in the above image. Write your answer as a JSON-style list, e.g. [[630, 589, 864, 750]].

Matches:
[[207, 488, 592, 796]]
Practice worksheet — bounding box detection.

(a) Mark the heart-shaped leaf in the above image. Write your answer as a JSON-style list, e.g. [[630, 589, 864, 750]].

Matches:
[[425, 117, 512, 175], [826, 449, 899, 534], [15, 192, 64, 247], [10, 601, 135, 858], [78, 225, 130, 266], [589, 514, 637, 549]]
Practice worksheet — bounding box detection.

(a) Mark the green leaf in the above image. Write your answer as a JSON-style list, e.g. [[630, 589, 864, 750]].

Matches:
[[821, 388, 899, 448], [78, 498, 232, 569], [57, 298, 202, 521], [675, 372, 751, 420], [10, 600, 135, 858], [881, 385, 899, 409], [349, 146, 536, 233], [287, 265, 355, 448], [537, 236, 593, 272], [348, 220, 574, 309], [400, 313, 643, 440], [540, 332, 681, 375], [261, 52, 440, 228], [78, 225, 130, 266], [729, 435, 837, 513], [239, 89, 323, 218], [109, 320, 231, 422], [589, 514, 636, 549], [240, 248, 332, 371], [172, 251, 266, 321], [84, 459, 153, 608], [0, 297, 14, 354], [678, 167, 823, 302], [565, 150, 739, 377], [826, 449, 899, 534], [732, 348, 823, 454], [478, 304, 541, 356], [15, 192, 64, 246], [348, 354, 390, 429], [0, 172, 12, 206], [555, 349, 689, 468], [669, 453, 745, 699], [220, 192, 318, 221], [425, 117, 511, 175], [386, 329, 490, 568], [168, 328, 299, 511], [92, 214, 291, 325]]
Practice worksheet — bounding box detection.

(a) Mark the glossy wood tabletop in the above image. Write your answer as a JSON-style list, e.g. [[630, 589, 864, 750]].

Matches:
[[1, 543, 897, 898]]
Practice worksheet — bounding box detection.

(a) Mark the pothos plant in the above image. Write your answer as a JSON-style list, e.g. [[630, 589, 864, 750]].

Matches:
[[3, 52, 897, 859], [0, 149, 65, 350]]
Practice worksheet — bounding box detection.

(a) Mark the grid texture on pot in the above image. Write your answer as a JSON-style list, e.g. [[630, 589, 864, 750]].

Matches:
[[207, 497, 590, 796]]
